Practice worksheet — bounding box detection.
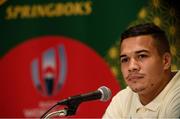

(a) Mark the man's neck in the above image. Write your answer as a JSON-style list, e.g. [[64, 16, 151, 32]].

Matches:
[[139, 71, 175, 105]]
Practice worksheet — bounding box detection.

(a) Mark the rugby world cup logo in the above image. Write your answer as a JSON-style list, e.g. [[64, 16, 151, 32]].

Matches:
[[31, 45, 67, 96]]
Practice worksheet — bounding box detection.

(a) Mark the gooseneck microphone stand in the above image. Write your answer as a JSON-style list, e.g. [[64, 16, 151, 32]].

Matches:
[[40, 99, 81, 119]]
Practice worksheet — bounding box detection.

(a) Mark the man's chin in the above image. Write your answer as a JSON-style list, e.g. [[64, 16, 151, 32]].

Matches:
[[131, 87, 145, 93]]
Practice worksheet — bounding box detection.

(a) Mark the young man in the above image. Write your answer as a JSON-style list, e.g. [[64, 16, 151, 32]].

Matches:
[[103, 23, 180, 118]]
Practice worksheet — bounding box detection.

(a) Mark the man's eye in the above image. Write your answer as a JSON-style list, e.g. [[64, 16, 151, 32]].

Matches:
[[120, 58, 128, 63], [138, 54, 148, 59]]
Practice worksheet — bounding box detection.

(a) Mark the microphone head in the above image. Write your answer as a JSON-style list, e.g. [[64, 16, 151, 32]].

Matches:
[[98, 86, 111, 102]]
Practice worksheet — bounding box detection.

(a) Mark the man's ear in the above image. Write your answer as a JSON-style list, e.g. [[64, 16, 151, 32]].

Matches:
[[163, 52, 172, 70]]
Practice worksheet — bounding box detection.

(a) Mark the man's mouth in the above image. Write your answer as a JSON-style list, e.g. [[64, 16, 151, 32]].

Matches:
[[126, 74, 144, 81]]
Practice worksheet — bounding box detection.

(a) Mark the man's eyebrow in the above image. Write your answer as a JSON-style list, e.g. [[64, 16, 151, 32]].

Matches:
[[119, 49, 149, 58], [119, 54, 127, 58], [135, 49, 150, 54]]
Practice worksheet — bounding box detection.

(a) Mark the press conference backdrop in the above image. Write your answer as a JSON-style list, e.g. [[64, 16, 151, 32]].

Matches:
[[0, 0, 179, 118]]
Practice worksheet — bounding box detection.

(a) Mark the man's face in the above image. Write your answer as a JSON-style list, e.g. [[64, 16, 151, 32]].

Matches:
[[120, 35, 166, 95]]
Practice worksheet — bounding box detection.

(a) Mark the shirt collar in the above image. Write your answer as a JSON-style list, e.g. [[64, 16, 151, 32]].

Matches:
[[134, 93, 160, 112]]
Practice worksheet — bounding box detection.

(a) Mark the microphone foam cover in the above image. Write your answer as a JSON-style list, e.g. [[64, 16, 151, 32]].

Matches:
[[98, 86, 112, 102]]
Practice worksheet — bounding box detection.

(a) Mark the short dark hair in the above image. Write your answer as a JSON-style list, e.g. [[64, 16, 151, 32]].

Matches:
[[121, 23, 170, 55]]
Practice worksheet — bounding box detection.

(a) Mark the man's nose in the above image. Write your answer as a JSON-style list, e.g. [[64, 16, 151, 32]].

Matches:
[[128, 58, 140, 72]]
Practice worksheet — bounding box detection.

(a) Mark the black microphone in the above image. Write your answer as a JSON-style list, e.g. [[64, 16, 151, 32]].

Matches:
[[57, 86, 111, 105]]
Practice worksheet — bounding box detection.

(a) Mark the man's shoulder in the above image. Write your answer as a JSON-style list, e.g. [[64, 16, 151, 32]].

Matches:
[[161, 71, 180, 117], [163, 70, 180, 106], [170, 70, 180, 91]]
